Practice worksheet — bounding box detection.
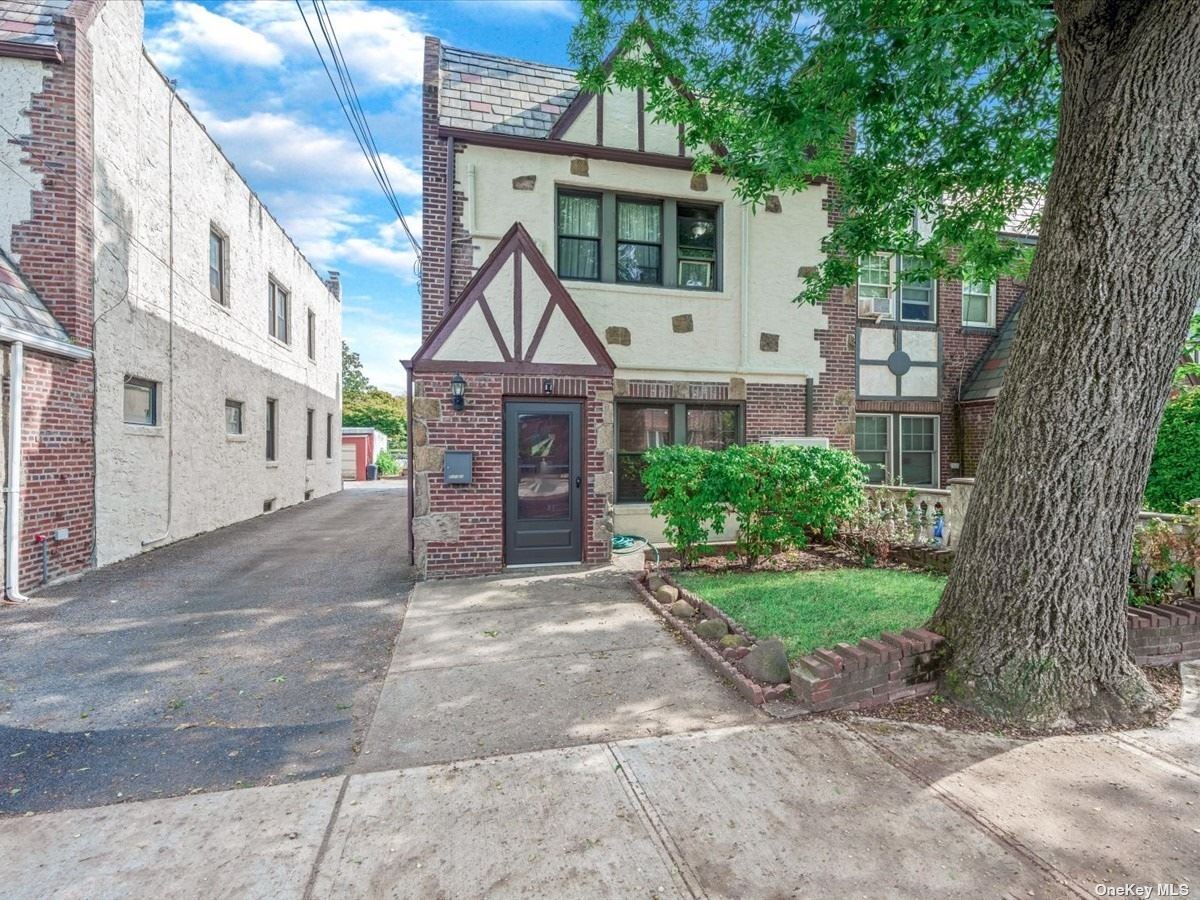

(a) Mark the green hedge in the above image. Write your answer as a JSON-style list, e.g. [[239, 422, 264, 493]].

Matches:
[[1145, 388, 1200, 514], [642, 443, 867, 567]]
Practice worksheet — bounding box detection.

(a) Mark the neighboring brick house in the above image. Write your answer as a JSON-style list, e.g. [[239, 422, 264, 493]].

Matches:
[[410, 36, 1028, 577], [0, 0, 342, 595]]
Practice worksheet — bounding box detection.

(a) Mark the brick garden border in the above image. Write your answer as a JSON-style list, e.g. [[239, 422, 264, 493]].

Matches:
[[632, 569, 950, 713], [629, 572, 791, 706], [888, 544, 1200, 667]]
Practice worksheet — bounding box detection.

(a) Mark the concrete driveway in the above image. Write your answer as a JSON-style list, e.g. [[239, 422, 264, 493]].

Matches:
[[0, 482, 412, 815]]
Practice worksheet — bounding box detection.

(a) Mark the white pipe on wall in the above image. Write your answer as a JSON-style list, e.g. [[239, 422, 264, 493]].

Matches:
[[5, 341, 27, 602]]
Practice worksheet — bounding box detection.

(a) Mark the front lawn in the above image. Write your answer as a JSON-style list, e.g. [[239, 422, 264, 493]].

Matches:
[[675, 568, 946, 660]]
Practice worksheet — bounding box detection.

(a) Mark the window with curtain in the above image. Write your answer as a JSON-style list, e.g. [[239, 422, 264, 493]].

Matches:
[[616, 402, 741, 502], [962, 279, 994, 327], [209, 227, 227, 305], [616, 198, 662, 284], [858, 255, 937, 322], [854, 415, 889, 484], [557, 192, 601, 280]]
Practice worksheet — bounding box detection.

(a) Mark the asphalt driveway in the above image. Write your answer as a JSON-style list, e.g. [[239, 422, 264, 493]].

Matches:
[[0, 482, 412, 815]]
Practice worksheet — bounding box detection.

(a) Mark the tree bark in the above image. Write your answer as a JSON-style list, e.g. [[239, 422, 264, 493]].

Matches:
[[931, 0, 1200, 727]]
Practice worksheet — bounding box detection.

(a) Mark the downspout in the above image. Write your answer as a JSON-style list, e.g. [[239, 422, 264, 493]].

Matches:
[[142, 84, 177, 547], [5, 341, 28, 602], [739, 205, 750, 370], [443, 135, 455, 314]]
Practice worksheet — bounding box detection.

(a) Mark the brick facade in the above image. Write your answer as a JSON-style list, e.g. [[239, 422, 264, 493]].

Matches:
[[410, 372, 614, 578], [956, 399, 997, 478], [6, 5, 99, 589], [421, 37, 472, 341]]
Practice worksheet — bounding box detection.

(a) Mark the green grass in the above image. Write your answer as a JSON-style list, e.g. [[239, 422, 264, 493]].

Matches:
[[675, 568, 946, 661]]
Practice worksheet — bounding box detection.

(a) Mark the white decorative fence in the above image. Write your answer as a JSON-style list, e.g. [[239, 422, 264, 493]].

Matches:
[[864, 479, 1199, 600]]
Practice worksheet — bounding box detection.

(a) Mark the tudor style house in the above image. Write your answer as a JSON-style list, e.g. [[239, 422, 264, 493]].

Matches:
[[0, 0, 341, 595], [408, 37, 1025, 578]]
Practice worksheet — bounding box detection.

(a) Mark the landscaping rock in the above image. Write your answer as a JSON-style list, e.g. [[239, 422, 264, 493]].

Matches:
[[669, 600, 697, 619], [654, 585, 680, 604], [646, 575, 667, 593], [719, 633, 747, 649], [739, 638, 791, 684], [696, 619, 729, 641]]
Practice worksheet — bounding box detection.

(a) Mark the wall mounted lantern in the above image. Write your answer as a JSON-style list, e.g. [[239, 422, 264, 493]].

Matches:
[[451, 372, 467, 411]]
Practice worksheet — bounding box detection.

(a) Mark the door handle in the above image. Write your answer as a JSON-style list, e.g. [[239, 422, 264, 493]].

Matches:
[[575, 475, 582, 489]]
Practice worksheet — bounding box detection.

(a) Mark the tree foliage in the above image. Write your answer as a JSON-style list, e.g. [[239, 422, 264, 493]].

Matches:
[[1178, 310, 1200, 387], [343, 388, 407, 450], [1145, 388, 1200, 514], [342, 341, 372, 399], [571, 0, 1056, 298]]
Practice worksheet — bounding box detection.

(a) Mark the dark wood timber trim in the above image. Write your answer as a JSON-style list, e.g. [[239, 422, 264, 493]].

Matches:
[[440, 125, 700, 172], [411, 221, 616, 375], [636, 87, 645, 152], [477, 296, 512, 361], [413, 360, 613, 377], [596, 92, 603, 146], [677, 123, 685, 157], [512, 248, 523, 360]]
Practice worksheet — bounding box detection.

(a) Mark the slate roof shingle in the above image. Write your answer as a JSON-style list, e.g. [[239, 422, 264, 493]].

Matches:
[[962, 301, 1022, 402], [0, 247, 72, 347], [439, 45, 579, 138], [0, 0, 70, 52]]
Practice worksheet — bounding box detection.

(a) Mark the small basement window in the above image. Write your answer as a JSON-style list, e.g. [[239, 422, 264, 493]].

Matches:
[[123, 376, 158, 426], [262, 498, 275, 513]]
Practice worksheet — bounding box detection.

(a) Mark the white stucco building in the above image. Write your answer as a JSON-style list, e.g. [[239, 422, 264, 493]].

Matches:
[[0, 0, 342, 590]]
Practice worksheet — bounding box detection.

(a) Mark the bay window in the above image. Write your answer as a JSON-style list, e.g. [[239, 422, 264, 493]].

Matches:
[[617, 401, 742, 502]]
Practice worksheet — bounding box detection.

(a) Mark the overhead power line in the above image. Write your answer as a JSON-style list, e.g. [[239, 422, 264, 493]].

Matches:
[[296, 0, 422, 262]]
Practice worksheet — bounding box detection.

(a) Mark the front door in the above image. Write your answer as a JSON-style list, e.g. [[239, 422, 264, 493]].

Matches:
[[503, 401, 583, 565]]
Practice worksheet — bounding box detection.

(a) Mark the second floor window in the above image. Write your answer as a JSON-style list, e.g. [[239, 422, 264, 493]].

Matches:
[[962, 279, 995, 328], [556, 189, 720, 291], [558, 192, 601, 280], [616, 198, 662, 285], [225, 399, 243, 435], [124, 376, 158, 426], [307, 310, 317, 360], [209, 228, 228, 305], [269, 279, 289, 343], [857, 254, 936, 323]]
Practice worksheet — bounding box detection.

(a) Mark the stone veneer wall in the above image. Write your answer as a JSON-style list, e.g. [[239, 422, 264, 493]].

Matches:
[[410, 372, 614, 578]]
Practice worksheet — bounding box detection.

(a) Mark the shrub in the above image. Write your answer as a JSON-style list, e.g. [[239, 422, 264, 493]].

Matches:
[[1145, 388, 1200, 513], [1130, 516, 1198, 606], [642, 445, 727, 567], [642, 442, 867, 567], [376, 449, 399, 476]]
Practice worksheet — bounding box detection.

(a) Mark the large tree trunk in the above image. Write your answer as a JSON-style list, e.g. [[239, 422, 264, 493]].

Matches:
[[931, 0, 1200, 728]]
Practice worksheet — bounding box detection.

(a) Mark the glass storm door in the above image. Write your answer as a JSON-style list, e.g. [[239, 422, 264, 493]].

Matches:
[[503, 401, 583, 565]]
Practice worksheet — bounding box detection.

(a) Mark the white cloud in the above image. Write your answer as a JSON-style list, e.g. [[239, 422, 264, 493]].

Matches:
[[221, 0, 427, 88], [202, 110, 421, 196], [146, 2, 284, 70]]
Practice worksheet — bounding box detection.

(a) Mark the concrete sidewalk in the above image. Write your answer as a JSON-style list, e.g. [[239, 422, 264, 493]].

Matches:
[[3, 568, 1199, 898]]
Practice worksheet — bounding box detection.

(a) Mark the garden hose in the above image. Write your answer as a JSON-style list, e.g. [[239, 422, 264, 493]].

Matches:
[[612, 533, 659, 567]]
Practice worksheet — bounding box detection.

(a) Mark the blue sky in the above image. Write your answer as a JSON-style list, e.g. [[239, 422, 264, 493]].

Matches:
[[142, 0, 581, 393]]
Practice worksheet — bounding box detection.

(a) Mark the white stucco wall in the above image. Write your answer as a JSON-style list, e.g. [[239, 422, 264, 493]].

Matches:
[[460, 144, 830, 384], [0, 57, 47, 258], [88, 2, 342, 565]]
